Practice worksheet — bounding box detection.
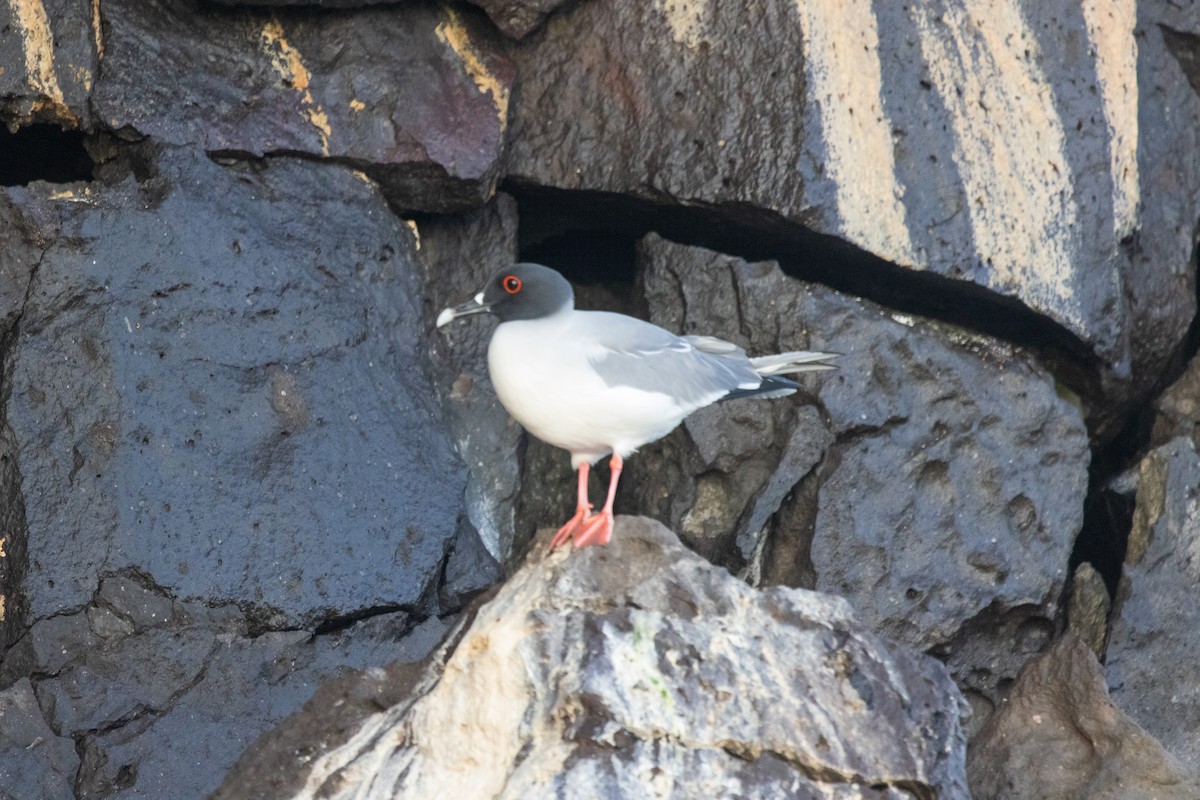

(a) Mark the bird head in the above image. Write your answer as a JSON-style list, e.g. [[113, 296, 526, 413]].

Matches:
[[436, 263, 575, 327]]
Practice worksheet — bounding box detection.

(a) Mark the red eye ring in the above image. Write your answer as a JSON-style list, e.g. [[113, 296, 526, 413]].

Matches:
[[502, 275, 522, 294]]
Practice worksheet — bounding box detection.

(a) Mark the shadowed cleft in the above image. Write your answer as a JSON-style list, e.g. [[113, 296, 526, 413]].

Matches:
[[0, 125, 94, 186]]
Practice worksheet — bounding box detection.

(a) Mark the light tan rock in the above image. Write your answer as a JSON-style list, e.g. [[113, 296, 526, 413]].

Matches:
[[231, 517, 969, 799], [968, 633, 1200, 800]]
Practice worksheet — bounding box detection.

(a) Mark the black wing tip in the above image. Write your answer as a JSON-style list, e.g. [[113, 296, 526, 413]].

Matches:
[[721, 374, 802, 401]]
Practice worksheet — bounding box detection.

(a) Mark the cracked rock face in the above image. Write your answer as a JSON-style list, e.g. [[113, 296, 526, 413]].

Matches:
[[216, 517, 970, 799], [0, 570, 449, 799], [1106, 436, 1200, 765], [0, 678, 79, 798], [613, 236, 1090, 727], [5, 146, 461, 627], [0, 0, 1196, 797], [0, 0, 98, 129], [504, 0, 1199, 418], [94, 0, 514, 212]]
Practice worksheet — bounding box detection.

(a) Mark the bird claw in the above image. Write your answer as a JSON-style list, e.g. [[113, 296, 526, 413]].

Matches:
[[571, 511, 613, 549], [549, 506, 591, 550]]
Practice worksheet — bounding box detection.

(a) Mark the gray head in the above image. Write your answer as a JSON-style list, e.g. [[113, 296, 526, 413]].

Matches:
[[436, 263, 575, 327]]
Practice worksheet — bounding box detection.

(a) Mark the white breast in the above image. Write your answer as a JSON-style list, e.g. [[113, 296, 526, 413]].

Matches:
[[487, 314, 688, 467]]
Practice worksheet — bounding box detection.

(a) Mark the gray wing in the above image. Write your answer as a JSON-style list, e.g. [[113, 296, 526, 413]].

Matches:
[[581, 312, 761, 408]]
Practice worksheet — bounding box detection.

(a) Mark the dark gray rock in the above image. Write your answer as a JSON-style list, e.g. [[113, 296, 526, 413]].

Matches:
[[0, 0, 97, 129], [209, 0, 569, 39], [71, 615, 449, 799], [217, 517, 969, 799], [0, 195, 41, 329], [632, 235, 1089, 727], [0, 610, 97, 682], [439, 518, 503, 611], [0, 678, 79, 800], [0, 195, 43, 650], [212, 610, 472, 800], [96, 574, 177, 633], [5, 146, 462, 627], [94, 0, 513, 212], [208, 0, 393, 5], [0, 424, 26, 654], [505, 0, 1200, 423], [1106, 437, 1200, 765], [418, 194, 523, 567], [2, 556, 451, 799], [463, 0, 571, 39], [1132, 0, 1200, 387], [968, 633, 1200, 800], [35, 627, 216, 734]]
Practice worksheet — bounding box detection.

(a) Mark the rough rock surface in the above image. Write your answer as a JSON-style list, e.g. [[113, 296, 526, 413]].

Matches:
[[0, 678, 79, 799], [94, 0, 513, 211], [620, 235, 1090, 728], [207, 0, 567, 39], [0, 0, 98, 128], [1106, 436, 1200, 765], [968, 633, 1200, 800], [462, 0, 570, 39], [0, 195, 43, 651], [0, 0, 1197, 797], [216, 517, 970, 800], [505, 0, 1200, 414], [0, 570, 449, 800], [418, 193, 522, 573], [5, 146, 461, 627]]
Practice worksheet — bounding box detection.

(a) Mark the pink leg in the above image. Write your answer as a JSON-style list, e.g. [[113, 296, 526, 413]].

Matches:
[[549, 462, 592, 550], [574, 454, 622, 548]]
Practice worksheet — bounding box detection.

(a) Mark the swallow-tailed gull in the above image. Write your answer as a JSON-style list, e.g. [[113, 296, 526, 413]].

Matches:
[[437, 263, 836, 549]]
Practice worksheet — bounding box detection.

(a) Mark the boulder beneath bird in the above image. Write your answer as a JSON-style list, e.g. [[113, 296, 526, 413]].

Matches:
[[216, 516, 970, 799]]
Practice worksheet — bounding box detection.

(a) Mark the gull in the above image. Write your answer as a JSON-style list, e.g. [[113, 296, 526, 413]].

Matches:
[[437, 263, 836, 549]]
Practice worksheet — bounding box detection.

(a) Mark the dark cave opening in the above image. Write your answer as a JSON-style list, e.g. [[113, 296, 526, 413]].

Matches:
[[0, 124, 94, 186]]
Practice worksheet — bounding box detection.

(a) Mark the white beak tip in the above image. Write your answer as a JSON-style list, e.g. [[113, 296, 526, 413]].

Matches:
[[435, 308, 455, 328]]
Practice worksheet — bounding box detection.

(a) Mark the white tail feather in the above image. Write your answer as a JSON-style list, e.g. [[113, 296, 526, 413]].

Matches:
[[750, 350, 839, 376]]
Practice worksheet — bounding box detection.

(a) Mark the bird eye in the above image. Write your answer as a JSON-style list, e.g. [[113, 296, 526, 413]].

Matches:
[[502, 275, 522, 294]]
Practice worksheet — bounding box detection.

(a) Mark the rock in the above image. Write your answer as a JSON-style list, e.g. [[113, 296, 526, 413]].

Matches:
[[439, 517, 504, 612], [968, 633, 1200, 800], [626, 236, 1089, 725], [94, 0, 513, 212], [0, 425, 28, 653], [1132, 0, 1200, 388], [464, 0, 571, 39], [0, 610, 97, 684], [210, 0, 570, 39], [0, 194, 45, 649], [0, 678, 80, 800], [505, 0, 1200, 423], [208, 0, 392, 6], [1149, 349, 1200, 449], [71, 615, 449, 799], [212, 611, 474, 800], [4, 146, 462, 627], [417, 194, 523, 567], [1106, 437, 1200, 765], [0, 0, 97, 129], [1, 561, 451, 799], [218, 517, 970, 799], [1065, 562, 1111, 659]]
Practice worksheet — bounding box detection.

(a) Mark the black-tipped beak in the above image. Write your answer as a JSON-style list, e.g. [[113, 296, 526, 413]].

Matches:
[[436, 292, 491, 328]]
